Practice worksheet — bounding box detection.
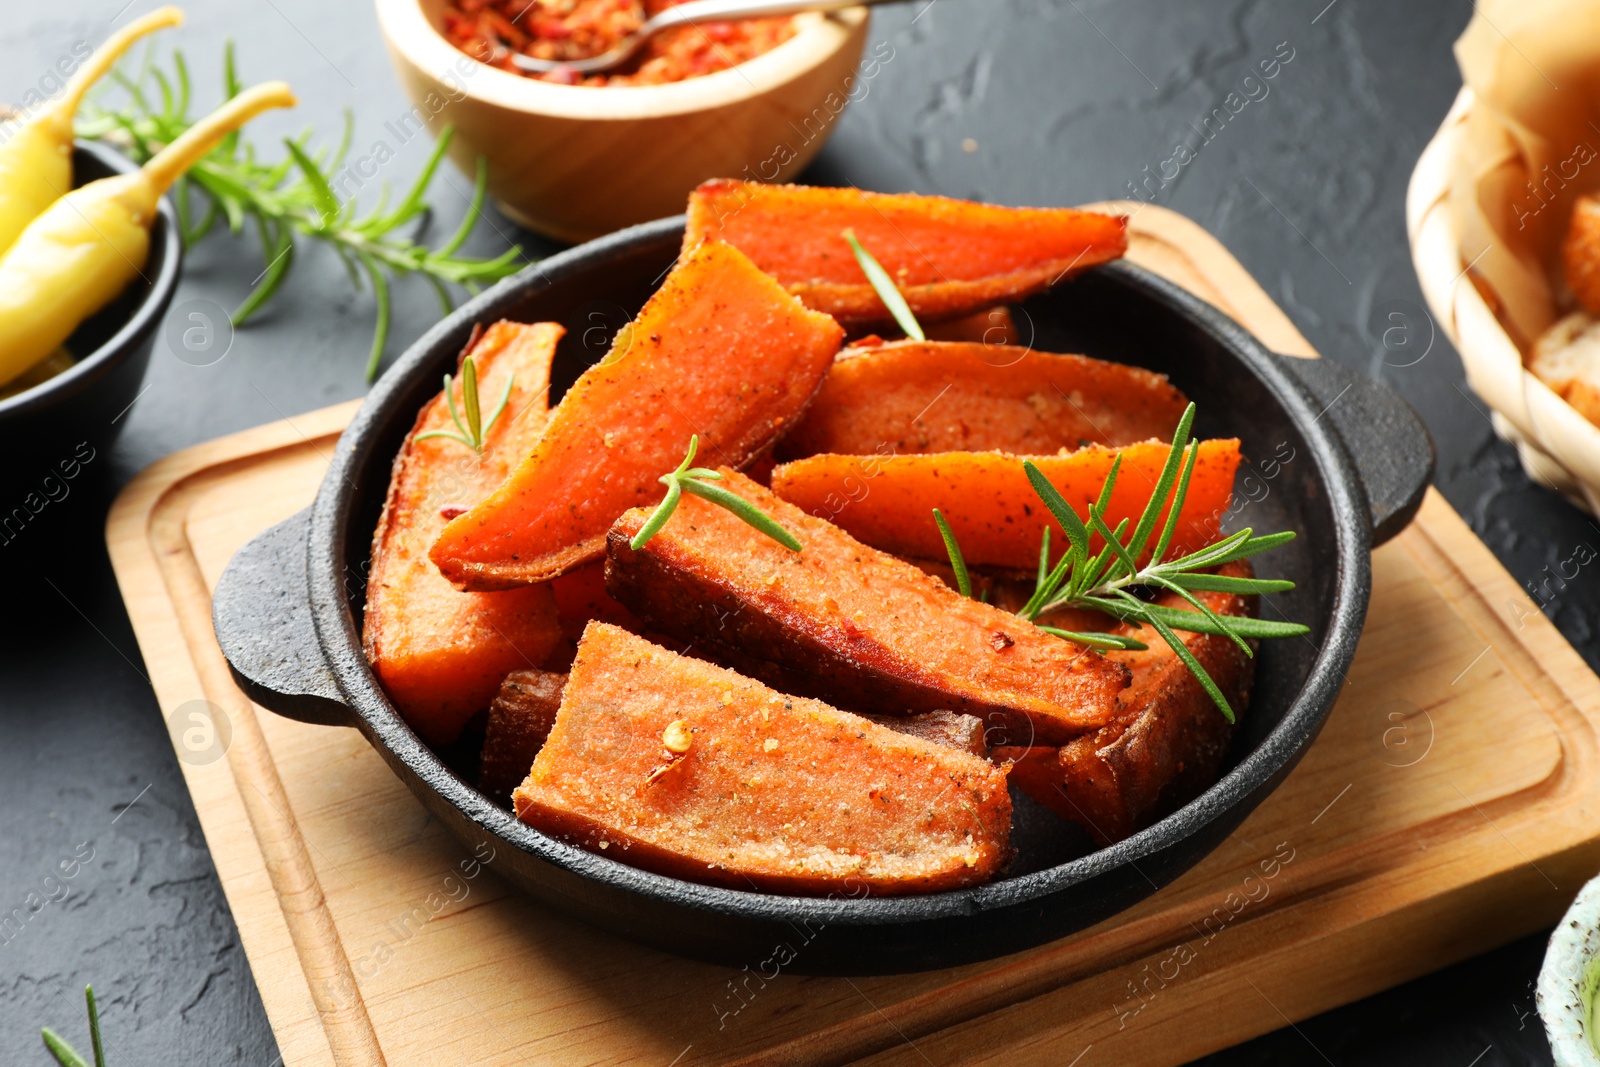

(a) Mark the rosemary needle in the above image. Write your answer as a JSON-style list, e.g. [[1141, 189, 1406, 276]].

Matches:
[[630, 436, 801, 552], [844, 228, 925, 341]]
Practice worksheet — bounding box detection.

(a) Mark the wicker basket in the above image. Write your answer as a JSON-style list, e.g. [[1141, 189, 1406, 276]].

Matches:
[[1408, 86, 1600, 515]]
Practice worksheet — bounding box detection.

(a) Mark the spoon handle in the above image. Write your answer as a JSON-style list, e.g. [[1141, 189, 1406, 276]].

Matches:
[[650, 0, 900, 31]]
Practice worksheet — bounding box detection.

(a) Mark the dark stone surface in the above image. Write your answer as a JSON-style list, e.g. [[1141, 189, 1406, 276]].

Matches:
[[0, 0, 1579, 1063]]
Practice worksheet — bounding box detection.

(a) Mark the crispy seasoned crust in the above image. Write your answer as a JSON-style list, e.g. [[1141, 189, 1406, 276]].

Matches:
[[684, 180, 1127, 326], [430, 241, 843, 589], [363, 321, 565, 746], [479, 669, 567, 800], [604, 468, 1128, 746], [778, 340, 1189, 459], [999, 561, 1256, 845], [513, 623, 1011, 895]]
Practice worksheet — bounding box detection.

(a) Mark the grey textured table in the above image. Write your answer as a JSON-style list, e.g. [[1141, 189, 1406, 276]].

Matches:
[[0, 0, 1575, 1063]]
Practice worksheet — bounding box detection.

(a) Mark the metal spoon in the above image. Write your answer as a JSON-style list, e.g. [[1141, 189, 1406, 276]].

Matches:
[[508, 0, 898, 77]]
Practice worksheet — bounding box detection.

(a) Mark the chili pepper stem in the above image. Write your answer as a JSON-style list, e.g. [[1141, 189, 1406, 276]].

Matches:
[[46, 7, 186, 139], [138, 81, 298, 200]]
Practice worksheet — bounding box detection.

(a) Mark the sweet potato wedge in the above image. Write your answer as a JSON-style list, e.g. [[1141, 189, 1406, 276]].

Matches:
[[605, 469, 1129, 745], [684, 180, 1127, 325], [777, 340, 1189, 458], [770, 440, 1241, 571], [997, 561, 1255, 845], [862, 710, 987, 756], [363, 321, 566, 746], [923, 306, 1020, 345], [430, 241, 844, 589], [479, 669, 566, 800], [512, 622, 1011, 894]]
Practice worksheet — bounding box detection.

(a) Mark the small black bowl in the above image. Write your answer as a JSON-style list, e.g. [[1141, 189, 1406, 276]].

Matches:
[[214, 217, 1433, 974], [0, 141, 181, 477]]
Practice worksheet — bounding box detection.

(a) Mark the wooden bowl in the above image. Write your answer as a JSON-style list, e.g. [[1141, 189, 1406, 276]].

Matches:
[[1408, 87, 1600, 514], [374, 0, 870, 242]]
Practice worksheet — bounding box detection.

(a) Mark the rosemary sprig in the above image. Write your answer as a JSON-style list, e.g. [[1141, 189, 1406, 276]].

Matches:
[[844, 229, 925, 341], [41, 985, 106, 1067], [630, 436, 802, 552], [414, 356, 513, 454], [933, 401, 1309, 722], [74, 44, 527, 380]]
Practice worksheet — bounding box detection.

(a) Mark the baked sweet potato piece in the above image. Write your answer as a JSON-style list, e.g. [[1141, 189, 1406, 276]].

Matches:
[[923, 306, 1020, 345], [777, 340, 1189, 459], [364, 321, 565, 746], [770, 440, 1241, 571], [550, 561, 640, 642], [997, 561, 1256, 845], [512, 622, 1011, 894], [605, 469, 1129, 745], [684, 180, 1127, 326], [431, 241, 844, 589], [862, 710, 987, 756], [480, 669, 566, 800]]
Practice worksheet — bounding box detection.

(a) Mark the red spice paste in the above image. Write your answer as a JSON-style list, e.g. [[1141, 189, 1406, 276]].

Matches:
[[442, 0, 797, 87]]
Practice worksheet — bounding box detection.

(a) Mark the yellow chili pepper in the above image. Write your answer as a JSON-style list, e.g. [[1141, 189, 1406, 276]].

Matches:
[[0, 81, 296, 388], [0, 6, 184, 257]]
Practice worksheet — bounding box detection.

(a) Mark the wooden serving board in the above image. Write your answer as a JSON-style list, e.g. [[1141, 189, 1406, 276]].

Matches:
[[106, 203, 1600, 1067]]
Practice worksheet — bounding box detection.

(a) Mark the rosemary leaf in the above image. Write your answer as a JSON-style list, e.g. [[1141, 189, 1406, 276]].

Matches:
[[1158, 527, 1256, 572], [234, 216, 294, 324], [1168, 573, 1295, 594], [630, 436, 801, 552], [440, 156, 490, 258], [843, 229, 925, 341], [1077, 597, 1310, 640], [283, 137, 339, 225], [481, 366, 515, 440], [1124, 403, 1195, 564], [41, 1029, 89, 1067], [630, 477, 683, 550], [1036, 625, 1148, 651], [680, 479, 802, 552], [388, 126, 453, 231], [461, 356, 483, 446], [1023, 460, 1089, 561], [933, 508, 972, 598], [1148, 574, 1254, 656], [1122, 592, 1236, 723], [85, 987, 106, 1067], [1150, 436, 1200, 565], [1088, 505, 1140, 586], [362, 253, 391, 382]]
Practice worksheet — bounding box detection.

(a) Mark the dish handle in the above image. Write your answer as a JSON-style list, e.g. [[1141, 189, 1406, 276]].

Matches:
[[1274, 354, 1435, 546], [212, 508, 353, 727]]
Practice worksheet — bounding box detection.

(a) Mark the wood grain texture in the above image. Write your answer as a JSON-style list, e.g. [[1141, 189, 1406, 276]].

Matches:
[[105, 204, 1600, 1067]]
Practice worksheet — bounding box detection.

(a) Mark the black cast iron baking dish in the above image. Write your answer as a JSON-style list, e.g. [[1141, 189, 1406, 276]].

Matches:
[[213, 216, 1433, 974]]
